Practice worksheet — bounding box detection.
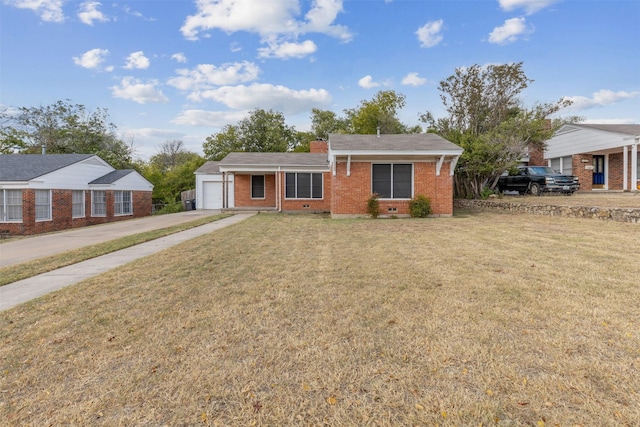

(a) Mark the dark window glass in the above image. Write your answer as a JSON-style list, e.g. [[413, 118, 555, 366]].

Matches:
[[372, 164, 392, 198], [393, 164, 412, 199], [372, 164, 412, 199], [297, 173, 311, 198], [311, 173, 323, 198], [251, 175, 265, 198]]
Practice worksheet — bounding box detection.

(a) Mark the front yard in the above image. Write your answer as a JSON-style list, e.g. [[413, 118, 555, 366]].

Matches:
[[1, 211, 639, 426]]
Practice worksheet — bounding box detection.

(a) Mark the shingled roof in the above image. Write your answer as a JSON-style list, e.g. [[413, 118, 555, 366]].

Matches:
[[219, 152, 329, 167], [0, 154, 95, 181], [328, 133, 462, 152], [89, 170, 135, 184], [571, 124, 640, 136]]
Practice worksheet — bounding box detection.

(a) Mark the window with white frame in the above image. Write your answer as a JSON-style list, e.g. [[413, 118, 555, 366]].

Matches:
[[35, 190, 51, 221], [72, 190, 85, 218], [372, 164, 412, 199], [561, 156, 573, 175], [251, 175, 265, 199], [1, 189, 23, 222], [114, 191, 132, 215], [92, 190, 107, 216], [285, 173, 323, 199]]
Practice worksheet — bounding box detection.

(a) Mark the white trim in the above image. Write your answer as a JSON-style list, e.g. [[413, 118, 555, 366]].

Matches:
[[632, 141, 638, 191], [91, 190, 107, 217], [623, 146, 629, 191], [72, 190, 85, 218], [346, 154, 351, 177], [450, 156, 460, 176], [435, 155, 445, 176], [371, 163, 413, 200]]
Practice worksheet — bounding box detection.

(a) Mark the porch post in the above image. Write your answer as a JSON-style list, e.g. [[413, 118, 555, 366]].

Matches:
[[632, 141, 638, 192], [623, 146, 628, 191]]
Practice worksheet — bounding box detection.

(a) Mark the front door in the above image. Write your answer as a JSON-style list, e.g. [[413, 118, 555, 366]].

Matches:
[[592, 155, 605, 188]]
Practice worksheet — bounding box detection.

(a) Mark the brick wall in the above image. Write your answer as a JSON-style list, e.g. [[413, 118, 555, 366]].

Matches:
[[234, 174, 277, 208], [528, 146, 545, 166], [572, 154, 593, 192], [1, 189, 153, 236], [280, 171, 332, 212], [608, 153, 624, 190], [330, 160, 455, 216]]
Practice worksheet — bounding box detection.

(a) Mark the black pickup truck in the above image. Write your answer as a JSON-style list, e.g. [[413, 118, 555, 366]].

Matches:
[[497, 166, 580, 196]]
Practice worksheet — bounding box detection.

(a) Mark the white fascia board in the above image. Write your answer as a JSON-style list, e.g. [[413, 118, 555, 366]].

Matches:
[[329, 149, 463, 157], [218, 165, 329, 173], [0, 182, 30, 188]]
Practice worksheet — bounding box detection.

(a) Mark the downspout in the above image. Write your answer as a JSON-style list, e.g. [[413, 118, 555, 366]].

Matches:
[[277, 167, 282, 212]]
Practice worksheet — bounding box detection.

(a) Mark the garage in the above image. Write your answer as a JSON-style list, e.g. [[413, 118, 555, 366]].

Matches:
[[195, 162, 234, 210]]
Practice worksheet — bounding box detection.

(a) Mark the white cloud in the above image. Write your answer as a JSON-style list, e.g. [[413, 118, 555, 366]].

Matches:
[[129, 127, 186, 139], [180, 0, 352, 55], [171, 53, 187, 63], [124, 51, 150, 70], [5, 0, 65, 22], [187, 83, 332, 115], [498, 0, 559, 15], [77, 1, 108, 25], [111, 77, 169, 104], [167, 61, 260, 91], [488, 17, 532, 45], [358, 75, 381, 89], [72, 48, 109, 69], [401, 72, 427, 87], [172, 109, 248, 127], [563, 90, 640, 110], [416, 19, 444, 48], [258, 39, 317, 59]]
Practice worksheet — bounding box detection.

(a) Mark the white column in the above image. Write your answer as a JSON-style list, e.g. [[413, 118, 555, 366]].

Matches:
[[632, 141, 638, 192], [623, 146, 628, 191]]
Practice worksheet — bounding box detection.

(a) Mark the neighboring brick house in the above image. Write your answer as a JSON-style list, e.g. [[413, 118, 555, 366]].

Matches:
[[543, 124, 640, 192], [0, 154, 153, 236], [195, 133, 463, 217]]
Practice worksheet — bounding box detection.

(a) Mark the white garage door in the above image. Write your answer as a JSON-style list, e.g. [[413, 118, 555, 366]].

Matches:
[[201, 176, 234, 209], [202, 181, 223, 209]]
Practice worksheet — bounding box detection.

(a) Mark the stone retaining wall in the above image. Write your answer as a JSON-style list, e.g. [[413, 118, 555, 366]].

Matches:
[[454, 199, 640, 223]]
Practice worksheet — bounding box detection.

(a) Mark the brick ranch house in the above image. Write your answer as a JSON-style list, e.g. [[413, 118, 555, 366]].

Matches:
[[0, 154, 153, 236], [542, 124, 640, 192], [195, 133, 464, 217]]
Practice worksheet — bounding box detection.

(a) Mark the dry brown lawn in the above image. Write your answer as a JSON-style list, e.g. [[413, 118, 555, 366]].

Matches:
[[1, 211, 639, 426]]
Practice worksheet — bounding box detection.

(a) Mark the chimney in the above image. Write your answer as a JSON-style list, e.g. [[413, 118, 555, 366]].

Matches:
[[310, 138, 328, 154]]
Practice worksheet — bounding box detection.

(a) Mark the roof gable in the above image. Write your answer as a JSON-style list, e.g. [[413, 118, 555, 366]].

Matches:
[[0, 154, 96, 181]]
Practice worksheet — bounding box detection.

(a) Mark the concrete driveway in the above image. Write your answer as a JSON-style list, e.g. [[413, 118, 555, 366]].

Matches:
[[0, 212, 256, 311], [0, 210, 222, 268]]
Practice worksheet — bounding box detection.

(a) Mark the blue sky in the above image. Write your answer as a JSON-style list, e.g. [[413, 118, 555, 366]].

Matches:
[[1, 0, 639, 160]]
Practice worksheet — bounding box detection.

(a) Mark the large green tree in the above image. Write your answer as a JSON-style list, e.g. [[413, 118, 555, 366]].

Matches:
[[0, 100, 133, 168], [203, 109, 297, 160], [345, 90, 418, 134], [422, 63, 573, 198]]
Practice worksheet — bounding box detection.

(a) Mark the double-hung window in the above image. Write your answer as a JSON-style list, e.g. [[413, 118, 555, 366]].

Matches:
[[72, 190, 85, 218], [92, 190, 107, 217], [251, 175, 265, 199], [1, 189, 23, 222], [114, 191, 132, 215], [35, 190, 52, 221], [285, 173, 323, 199], [372, 164, 412, 199]]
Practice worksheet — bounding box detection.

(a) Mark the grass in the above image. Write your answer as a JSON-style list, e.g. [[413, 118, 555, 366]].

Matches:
[[0, 213, 230, 287], [1, 211, 639, 426]]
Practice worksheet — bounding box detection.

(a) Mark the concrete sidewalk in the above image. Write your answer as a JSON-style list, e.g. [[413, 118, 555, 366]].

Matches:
[[0, 210, 223, 268], [0, 213, 255, 311]]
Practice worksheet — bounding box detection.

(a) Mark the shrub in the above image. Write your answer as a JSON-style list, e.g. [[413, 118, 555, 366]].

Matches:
[[408, 194, 431, 218], [480, 186, 494, 199], [366, 193, 380, 219]]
